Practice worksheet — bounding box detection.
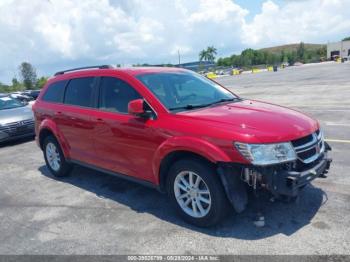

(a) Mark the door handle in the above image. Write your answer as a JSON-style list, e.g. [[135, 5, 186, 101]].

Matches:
[[67, 116, 78, 121]]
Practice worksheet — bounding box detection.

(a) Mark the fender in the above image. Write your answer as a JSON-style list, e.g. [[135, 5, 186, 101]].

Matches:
[[152, 136, 231, 182], [39, 119, 71, 159]]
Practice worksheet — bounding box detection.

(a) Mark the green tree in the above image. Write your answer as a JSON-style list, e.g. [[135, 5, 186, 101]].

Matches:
[[281, 50, 289, 63], [316, 46, 327, 59], [265, 52, 278, 65], [19, 62, 37, 90], [216, 57, 223, 66], [297, 42, 305, 61], [36, 76, 48, 89], [199, 46, 217, 62], [216, 42, 327, 69], [240, 48, 255, 67], [342, 36, 350, 41], [0, 82, 10, 93], [231, 54, 241, 67], [254, 50, 266, 65], [206, 46, 217, 62], [12, 78, 24, 91], [287, 51, 297, 65], [217, 57, 232, 66], [199, 49, 208, 62]]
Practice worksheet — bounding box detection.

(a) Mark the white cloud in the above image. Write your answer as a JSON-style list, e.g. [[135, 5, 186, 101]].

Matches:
[[242, 0, 350, 47], [0, 0, 350, 83], [188, 0, 247, 23], [0, 0, 247, 82]]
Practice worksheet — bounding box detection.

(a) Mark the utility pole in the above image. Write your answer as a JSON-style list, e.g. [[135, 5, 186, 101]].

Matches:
[[178, 49, 181, 66]]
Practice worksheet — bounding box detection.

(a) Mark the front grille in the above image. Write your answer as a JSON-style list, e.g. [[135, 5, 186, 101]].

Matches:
[[0, 119, 34, 136], [291, 134, 313, 147], [315, 129, 320, 136], [298, 147, 317, 160], [291, 129, 324, 164]]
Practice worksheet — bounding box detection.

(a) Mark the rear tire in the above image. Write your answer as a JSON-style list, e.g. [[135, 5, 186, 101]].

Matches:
[[167, 158, 230, 227], [43, 135, 72, 177]]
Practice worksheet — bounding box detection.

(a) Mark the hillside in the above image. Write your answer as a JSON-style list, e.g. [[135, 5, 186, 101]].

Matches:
[[260, 43, 325, 54]]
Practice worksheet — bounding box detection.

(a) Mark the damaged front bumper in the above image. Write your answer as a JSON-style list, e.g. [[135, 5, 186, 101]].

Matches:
[[265, 155, 332, 197], [218, 143, 332, 213]]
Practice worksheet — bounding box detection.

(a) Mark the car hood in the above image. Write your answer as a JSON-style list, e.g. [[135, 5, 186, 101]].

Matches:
[[0, 105, 34, 125], [178, 99, 319, 143]]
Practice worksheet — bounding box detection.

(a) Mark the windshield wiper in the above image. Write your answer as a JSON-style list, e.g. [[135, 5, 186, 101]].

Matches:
[[209, 97, 241, 105], [169, 103, 212, 111], [169, 98, 241, 111]]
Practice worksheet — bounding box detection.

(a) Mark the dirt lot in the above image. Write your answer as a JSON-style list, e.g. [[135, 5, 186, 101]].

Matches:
[[0, 62, 349, 255]]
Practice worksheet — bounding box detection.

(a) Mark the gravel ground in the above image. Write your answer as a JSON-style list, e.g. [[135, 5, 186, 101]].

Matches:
[[0, 61, 349, 255]]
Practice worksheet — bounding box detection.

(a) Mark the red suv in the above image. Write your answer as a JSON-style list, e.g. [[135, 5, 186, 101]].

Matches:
[[33, 65, 332, 226]]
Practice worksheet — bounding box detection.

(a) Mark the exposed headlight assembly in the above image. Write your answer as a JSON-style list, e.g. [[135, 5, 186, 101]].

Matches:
[[234, 142, 297, 166]]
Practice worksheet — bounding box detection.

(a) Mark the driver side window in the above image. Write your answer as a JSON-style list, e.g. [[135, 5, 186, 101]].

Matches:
[[99, 77, 142, 113]]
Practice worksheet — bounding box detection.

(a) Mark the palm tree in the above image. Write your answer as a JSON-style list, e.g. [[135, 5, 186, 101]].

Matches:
[[206, 46, 217, 62], [199, 49, 208, 62], [199, 46, 217, 62]]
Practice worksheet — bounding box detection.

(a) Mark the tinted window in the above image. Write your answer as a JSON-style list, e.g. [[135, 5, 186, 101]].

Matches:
[[42, 80, 67, 103], [99, 77, 141, 113], [64, 77, 95, 107]]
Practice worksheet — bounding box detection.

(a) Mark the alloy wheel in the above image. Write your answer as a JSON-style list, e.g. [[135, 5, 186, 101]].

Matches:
[[46, 142, 61, 172], [174, 171, 212, 218]]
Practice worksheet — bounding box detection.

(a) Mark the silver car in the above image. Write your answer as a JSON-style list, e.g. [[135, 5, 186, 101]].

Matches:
[[0, 95, 35, 143]]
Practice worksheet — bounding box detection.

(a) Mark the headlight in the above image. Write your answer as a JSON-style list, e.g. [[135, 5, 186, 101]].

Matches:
[[234, 142, 297, 165]]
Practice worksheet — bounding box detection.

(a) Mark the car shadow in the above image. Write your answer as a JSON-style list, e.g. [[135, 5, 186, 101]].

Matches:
[[0, 136, 35, 148], [38, 164, 326, 240]]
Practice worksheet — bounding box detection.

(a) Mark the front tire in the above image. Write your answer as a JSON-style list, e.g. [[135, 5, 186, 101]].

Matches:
[[43, 136, 72, 177], [167, 158, 229, 227]]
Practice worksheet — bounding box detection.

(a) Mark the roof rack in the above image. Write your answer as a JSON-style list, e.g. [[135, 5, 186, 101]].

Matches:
[[54, 65, 114, 76]]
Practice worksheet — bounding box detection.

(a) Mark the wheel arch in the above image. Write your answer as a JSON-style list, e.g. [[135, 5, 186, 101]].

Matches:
[[38, 119, 70, 159], [158, 150, 216, 192], [39, 128, 54, 149], [154, 137, 231, 192]]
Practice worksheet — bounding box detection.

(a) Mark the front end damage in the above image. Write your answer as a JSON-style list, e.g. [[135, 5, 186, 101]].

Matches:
[[218, 131, 332, 213]]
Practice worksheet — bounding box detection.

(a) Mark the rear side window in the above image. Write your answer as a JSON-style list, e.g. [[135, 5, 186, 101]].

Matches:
[[64, 77, 95, 107], [99, 77, 141, 113], [42, 80, 67, 103]]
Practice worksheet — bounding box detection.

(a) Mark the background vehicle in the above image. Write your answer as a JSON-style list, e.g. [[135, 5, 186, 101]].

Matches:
[[0, 94, 35, 143], [33, 65, 332, 227], [22, 90, 40, 100], [10, 92, 34, 103]]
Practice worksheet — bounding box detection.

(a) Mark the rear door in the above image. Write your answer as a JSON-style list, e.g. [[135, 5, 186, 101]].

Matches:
[[58, 77, 98, 163]]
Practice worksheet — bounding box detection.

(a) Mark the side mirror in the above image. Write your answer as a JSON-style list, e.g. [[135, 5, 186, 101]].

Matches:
[[128, 99, 146, 116], [128, 99, 155, 119]]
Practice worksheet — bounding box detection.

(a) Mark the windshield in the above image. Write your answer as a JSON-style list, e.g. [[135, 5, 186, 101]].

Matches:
[[136, 71, 239, 111], [0, 96, 25, 110]]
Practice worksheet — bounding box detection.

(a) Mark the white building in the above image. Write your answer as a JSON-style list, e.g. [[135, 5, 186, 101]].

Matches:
[[327, 40, 350, 60]]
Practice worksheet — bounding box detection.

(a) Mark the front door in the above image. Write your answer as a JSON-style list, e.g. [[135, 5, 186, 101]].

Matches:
[[91, 76, 159, 183]]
